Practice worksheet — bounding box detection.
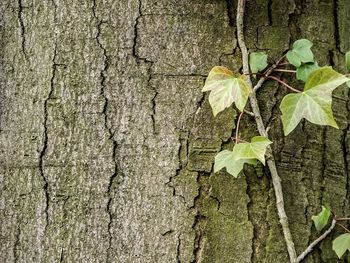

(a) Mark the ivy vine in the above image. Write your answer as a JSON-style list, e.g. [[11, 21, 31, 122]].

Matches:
[[201, 0, 350, 261]]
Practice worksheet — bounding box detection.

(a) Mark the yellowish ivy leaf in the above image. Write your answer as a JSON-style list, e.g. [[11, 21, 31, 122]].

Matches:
[[202, 66, 252, 116]]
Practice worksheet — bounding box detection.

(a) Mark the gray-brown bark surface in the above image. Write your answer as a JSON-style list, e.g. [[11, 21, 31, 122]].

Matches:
[[0, 0, 350, 262]]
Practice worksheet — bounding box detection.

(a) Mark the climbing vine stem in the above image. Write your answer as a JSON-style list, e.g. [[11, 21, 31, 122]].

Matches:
[[203, 0, 350, 260], [236, 0, 298, 262]]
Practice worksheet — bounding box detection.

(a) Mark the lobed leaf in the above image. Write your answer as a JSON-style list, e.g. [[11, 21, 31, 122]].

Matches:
[[249, 52, 268, 74], [333, 233, 350, 258], [214, 136, 271, 177], [286, 39, 314, 67], [214, 150, 257, 178], [311, 206, 331, 231], [280, 67, 349, 135], [202, 66, 252, 116], [233, 136, 272, 165], [296, 62, 319, 82]]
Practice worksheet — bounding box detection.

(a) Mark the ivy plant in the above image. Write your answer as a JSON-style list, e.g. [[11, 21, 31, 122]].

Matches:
[[202, 36, 350, 261]]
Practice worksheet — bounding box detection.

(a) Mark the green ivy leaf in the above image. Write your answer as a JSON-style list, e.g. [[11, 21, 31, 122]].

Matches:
[[333, 233, 350, 258], [286, 39, 314, 67], [202, 66, 252, 116], [214, 136, 271, 177], [233, 136, 272, 165], [280, 67, 349, 136], [296, 62, 319, 82], [214, 150, 257, 178], [346, 51, 350, 72], [311, 206, 331, 231], [249, 52, 268, 74]]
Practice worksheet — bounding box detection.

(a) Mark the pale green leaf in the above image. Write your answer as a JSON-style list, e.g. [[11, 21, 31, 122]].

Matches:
[[214, 136, 271, 177], [286, 39, 314, 67], [333, 233, 350, 258], [296, 62, 319, 82], [346, 51, 350, 72], [311, 206, 331, 231], [214, 150, 256, 178], [249, 52, 268, 74], [202, 66, 252, 116], [280, 67, 349, 135], [233, 136, 272, 165], [347, 81, 350, 88]]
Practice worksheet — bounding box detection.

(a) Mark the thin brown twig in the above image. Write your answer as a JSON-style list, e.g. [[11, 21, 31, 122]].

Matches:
[[335, 217, 350, 221], [336, 222, 350, 233], [278, 62, 292, 66], [267, 76, 302, 93], [231, 137, 248, 143], [273, 69, 297, 73], [235, 111, 244, 142], [244, 109, 255, 117]]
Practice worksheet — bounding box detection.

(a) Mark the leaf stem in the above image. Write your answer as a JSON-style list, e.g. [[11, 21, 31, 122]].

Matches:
[[267, 76, 302, 93], [273, 69, 297, 73], [296, 219, 336, 262], [335, 217, 350, 221], [244, 109, 255, 117], [336, 222, 350, 233], [235, 111, 244, 142], [236, 1, 297, 262], [278, 62, 293, 66], [253, 55, 286, 93]]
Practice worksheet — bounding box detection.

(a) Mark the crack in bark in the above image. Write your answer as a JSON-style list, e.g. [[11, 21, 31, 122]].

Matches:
[[132, 0, 147, 63], [191, 215, 207, 263], [13, 222, 21, 262], [341, 89, 350, 215], [92, 3, 119, 260], [225, 0, 235, 27], [149, 70, 157, 133], [152, 73, 207, 78], [59, 248, 64, 262], [333, 0, 342, 53], [17, 0, 27, 59], [191, 172, 210, 263], [176, 234, 181, 263], [39, 44, 58, 234], [132, 0, 157, 133], [165, 134, 188, 204], [267, 0, 273, 26], [246, 175, 256, 263]]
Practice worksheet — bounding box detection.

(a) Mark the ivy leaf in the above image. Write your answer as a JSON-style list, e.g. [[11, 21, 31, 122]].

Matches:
[[249, 52, 268, 74], [286, 39, 314, 67], [296, 62, 319, 82], [202, 66, 252, 116], [311, 206, 331, 231], [233, 136, 272, 165], [214, 150, 257, 178], [214, 136, 271, 177], [346, 51, 350, 72], [280, 67, 349, 136], [333, 234, 350, 258]]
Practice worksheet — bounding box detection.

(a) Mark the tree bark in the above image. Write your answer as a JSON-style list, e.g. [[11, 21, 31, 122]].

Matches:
[[0, 0, 349, 262]]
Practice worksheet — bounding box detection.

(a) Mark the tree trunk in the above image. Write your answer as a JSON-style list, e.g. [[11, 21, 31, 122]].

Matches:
[[1, 0, 350, 262]]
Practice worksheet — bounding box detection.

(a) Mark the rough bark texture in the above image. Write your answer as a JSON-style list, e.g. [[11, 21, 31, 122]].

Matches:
[[0, 0, 350, 262]]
